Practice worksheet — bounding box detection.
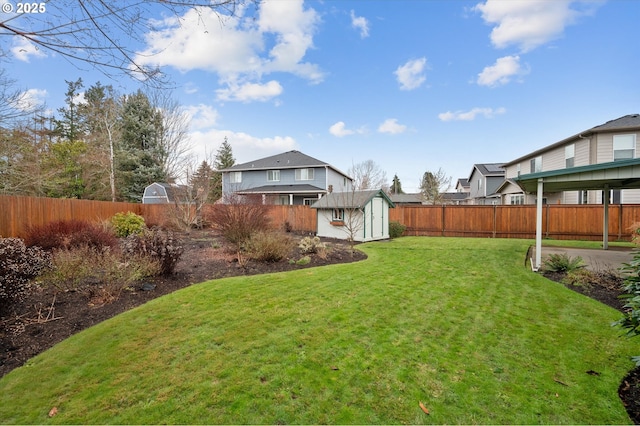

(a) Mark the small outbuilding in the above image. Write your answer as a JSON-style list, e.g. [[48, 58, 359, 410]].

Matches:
[[311, 189, 395, 242], [142, 182, 189, 204]]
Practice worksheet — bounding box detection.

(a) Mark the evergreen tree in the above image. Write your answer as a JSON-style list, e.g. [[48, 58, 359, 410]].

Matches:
[[211, 137, 235, 201], [116, 90, 167, 202], [419, 168, 452, 205], [390, 174, 404, 194], [189, 160, 216, 204]]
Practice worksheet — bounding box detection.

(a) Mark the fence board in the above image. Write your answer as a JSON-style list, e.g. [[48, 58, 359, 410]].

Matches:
[[2, 195, 640, 241]]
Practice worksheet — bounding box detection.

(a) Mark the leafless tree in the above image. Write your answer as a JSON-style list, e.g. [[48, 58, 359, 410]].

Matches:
[[147, 89, 193, 181], [419, 168, 452, 205], [348, 159, 388, 191], [0, 1, 250, 85]]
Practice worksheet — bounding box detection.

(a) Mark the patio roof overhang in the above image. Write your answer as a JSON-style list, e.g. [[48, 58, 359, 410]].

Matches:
[[512, 158, 640, 270]]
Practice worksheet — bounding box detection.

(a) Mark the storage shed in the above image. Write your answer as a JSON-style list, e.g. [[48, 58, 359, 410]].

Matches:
[[311, 189, 395, 242], [142, 182, 189, 204]]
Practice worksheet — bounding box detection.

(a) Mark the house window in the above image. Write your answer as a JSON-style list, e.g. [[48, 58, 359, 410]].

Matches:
[[295, 168, 314, 181], [303, 198, 315, 206], [614, 134, 636, 161], [516, 163, 521, 177], [510, 194, 524, 205], [530, 156, 542, 173], [332, 208, 344, 221], [267, 170, 280, 181], [230, 171, 242, 183], [565, 144, 575, 168]]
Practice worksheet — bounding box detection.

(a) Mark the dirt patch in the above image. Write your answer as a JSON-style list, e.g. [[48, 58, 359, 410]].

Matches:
[[0, 230, 365, 378]]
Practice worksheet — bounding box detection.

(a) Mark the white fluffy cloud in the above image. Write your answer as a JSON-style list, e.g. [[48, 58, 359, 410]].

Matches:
[[184, 104, 220, 131], [477, 55, 528, 87], [378, 118, 406, 134], [350, 10, 370, 38], [473, 0, 598, 52], [134, 0, 322, 103], [189, 128, 297, 165], [15, 88, 47, 111], [11, 37, 46, 62], [394, 57, 427, 91], [438, 107, 506, 122], [216, 80, 283, 103], [329, 121, 354, 137]]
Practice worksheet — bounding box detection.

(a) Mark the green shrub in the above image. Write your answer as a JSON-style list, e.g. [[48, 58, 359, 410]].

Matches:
[[0, 238, 51, 306], [542, 253, 585, 272], [298, 236, 326, 254], [389, 221, 406, 239], [563, 268, 594, 288], [24, 220, 117, 251], [246, 231, 294, 263], [121, 228, 184, 275], [296, 256, 311, 266], [111, 212, 147, 238]]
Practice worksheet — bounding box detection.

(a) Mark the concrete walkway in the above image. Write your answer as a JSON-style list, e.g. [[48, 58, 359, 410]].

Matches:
[[531, 246, 636, 272]]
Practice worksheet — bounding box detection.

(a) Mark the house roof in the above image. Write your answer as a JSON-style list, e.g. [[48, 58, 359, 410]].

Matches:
[[389, 193, 423, 204], [495, 178, 522, 194], [456, 178, 470, 188], [220, 150, 352, 179], [513, 157, 640, 193], [504, 114, 640, 167], [468, 163, 505, 180], [442, 192, 469, 201], [236, 184, 325, 194], [311, 189, 395, 209]]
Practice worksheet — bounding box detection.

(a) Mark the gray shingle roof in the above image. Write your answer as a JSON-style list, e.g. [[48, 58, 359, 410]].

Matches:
[[221, 150, 329, 171], [236, 184, 324, 194], [471, 163, 505, 177], [311, 189, 395, 209], [503, 114, 640, 167]]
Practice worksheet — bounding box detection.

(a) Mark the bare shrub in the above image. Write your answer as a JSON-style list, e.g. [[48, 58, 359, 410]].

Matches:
[[205, 194, 271, 247], [0, 238, 52, 307], [247, 231, 294, 262], [24, 220, 117, 252], [120, 228, 184, 275]]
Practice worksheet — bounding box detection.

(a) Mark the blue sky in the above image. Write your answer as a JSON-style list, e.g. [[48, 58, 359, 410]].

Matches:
[[3, 0, 639, 192]]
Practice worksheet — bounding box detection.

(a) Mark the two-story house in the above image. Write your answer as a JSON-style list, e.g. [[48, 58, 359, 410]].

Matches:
[[502, 114, 640, 205], [220, 150, 353, 205], [467, 163, 505, 205]]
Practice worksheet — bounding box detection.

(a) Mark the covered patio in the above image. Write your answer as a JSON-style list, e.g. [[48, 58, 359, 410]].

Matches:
[[513, 158, 640, 270]]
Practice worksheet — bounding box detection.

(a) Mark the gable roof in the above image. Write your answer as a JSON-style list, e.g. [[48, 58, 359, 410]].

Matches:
[[311, 189, 395, 209], [504, 114, 640, 167], [456, 178, 470, 188], [468, 163, 505, 180], [221, 150, 341, 172]]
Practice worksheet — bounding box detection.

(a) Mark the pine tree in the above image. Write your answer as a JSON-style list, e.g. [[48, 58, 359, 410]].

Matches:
[[116, 90, 167, 202], [211, 137, 235, 201], [189, 160, 216, 204], [390, 174, 404, 194]]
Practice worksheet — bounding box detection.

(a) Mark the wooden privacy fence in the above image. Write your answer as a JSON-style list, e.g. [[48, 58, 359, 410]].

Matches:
[[389, 204, 640, 241], [1, 195, 639, 241], [0, 195, 317, 238]]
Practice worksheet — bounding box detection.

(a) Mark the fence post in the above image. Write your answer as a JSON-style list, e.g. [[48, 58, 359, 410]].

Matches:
[[492, 204, 497, 238], [441, 204, 446, 237]]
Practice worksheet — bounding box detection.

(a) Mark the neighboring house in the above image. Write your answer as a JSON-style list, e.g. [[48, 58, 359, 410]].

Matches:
[[311, 189, 395, 242], [455, 178, 470, 193], [441, 192, 470, 205], [389, 193, 423, 205], [467, 163, 505, 205], [142, 182, 190, 204], [502, 114, 640, 204], [219, 150, 353, 205]]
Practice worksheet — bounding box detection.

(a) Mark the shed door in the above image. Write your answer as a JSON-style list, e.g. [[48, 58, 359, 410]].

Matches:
[[371, 197, 384, 239]]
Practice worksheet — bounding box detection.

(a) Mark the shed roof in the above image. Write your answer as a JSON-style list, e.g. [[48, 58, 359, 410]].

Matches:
[[311, 189, 395, 209]]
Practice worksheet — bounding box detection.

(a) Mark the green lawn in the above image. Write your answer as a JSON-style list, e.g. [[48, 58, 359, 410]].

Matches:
[[1, 237, 638, 424]]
